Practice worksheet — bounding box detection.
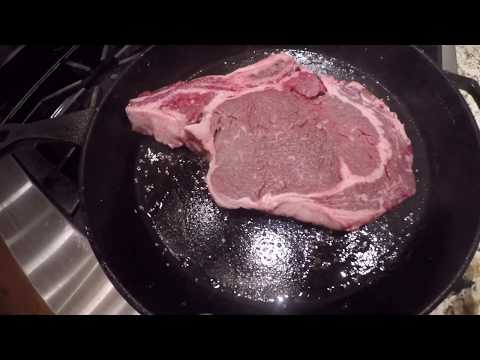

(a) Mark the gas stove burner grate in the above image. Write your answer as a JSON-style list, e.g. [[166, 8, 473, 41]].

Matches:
[[0, 45, 148, 230]]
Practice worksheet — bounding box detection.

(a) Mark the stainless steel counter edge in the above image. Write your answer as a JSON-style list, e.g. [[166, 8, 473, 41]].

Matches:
[[0, 155, 138, 315]]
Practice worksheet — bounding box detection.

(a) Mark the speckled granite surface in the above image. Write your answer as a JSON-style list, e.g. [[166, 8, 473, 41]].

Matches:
[[457, 45, 480, 127], [431, 46, 480, 315]]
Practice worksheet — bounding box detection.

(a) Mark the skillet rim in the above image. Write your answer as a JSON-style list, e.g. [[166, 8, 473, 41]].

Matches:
[[409, 45, 480, 315], [78, 45, 480, 315]]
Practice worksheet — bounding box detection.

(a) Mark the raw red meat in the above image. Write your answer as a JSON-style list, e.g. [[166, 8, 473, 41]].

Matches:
[[126, 53, 416, 231]]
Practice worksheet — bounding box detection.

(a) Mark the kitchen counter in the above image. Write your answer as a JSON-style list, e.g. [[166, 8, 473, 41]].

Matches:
[[432, 45, 480, 315]]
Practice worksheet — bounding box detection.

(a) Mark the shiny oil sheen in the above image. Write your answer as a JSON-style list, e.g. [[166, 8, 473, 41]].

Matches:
[[132, 50, 429, 308]]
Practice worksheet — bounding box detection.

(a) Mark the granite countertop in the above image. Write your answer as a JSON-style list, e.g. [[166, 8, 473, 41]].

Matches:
[[431, 46, 480, 315]]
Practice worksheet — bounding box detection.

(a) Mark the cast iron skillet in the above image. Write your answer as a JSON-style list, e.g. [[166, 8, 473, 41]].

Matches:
[[1, 45, 480, 314]]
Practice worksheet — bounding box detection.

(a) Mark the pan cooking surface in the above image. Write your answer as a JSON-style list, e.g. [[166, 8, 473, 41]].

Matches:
[[132, 49, 430, 308]]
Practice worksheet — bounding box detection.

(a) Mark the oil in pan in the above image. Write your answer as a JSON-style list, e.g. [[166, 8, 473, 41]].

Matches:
[[133, 137, 426, 307], [132, 49, 429, 309]]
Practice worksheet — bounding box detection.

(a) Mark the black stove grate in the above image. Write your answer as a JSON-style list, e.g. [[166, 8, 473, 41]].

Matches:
[[0, 45, 444, 233], [0, 45, 148, 230]]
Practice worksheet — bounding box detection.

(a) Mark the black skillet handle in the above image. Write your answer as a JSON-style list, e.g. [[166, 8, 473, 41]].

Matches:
[[0, 108, 97, 157], [445, 71, 480, 108], [444, 73, 480, 298]]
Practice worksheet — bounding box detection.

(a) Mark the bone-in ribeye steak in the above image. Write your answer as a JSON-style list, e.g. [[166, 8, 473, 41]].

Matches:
[[126, 53, 416, 231]]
